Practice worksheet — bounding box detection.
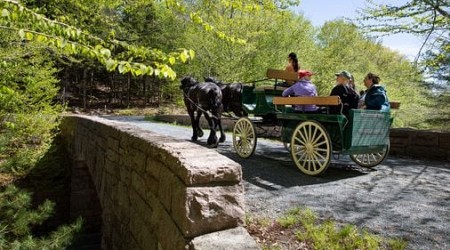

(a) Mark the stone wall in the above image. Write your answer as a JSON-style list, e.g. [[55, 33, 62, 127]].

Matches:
[[390, 128, 450, 161], [60, 115, 257, 250], [155, 115, 450, 161]]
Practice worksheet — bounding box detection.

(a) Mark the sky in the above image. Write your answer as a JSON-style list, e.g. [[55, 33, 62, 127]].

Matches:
[[295, 0, 424, 60]]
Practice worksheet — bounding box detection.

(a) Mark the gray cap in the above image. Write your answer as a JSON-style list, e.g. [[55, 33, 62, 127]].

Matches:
[[335, 71, 352, 79]]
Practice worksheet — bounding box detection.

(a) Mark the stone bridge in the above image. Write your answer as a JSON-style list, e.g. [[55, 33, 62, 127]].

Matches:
[[59, 114, 449, 249], [59, 115, 259, 250]]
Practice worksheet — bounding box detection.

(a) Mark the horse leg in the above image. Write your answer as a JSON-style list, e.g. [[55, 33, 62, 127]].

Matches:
[[188, 108, 198, 141], [212, 109, 225, 143], [217, 117, 226, 143], [195, 111, 204, 138], [204, 112, 218, 147]]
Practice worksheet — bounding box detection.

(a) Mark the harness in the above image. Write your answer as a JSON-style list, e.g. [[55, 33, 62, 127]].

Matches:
[[182, 90, 221, 120]]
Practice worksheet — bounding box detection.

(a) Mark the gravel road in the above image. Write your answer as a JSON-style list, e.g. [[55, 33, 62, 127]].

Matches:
[[104, 116, 450, 250]]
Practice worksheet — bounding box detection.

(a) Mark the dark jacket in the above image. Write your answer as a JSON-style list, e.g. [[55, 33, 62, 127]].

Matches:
[[330, 85, 359, 115], [365, 85, 390, 111]]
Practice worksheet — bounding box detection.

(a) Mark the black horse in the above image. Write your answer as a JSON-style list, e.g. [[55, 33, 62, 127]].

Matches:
[[204, 77, 247, 117], [180, 76, 226, 147]]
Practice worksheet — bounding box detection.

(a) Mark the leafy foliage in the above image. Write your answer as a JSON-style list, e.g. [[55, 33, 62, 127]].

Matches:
[[175, 0, 316, 82], [357, 0, 449, 63], [0, 31, 64, 173], [247, 207, 408, 250], [0, 0, 195, 79], [357, 0, 449, 128], [0, 29, 81, 249], [0, 185, 82, 249]]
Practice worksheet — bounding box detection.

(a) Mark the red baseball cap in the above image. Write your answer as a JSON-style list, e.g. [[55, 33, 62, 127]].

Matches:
[[298, 70, 314, 78]]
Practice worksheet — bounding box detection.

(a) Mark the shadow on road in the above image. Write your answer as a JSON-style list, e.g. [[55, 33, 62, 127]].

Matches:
[[189, 139, 377, 190]]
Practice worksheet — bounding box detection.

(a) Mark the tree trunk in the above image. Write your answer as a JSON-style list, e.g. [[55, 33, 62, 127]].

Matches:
[[127, 73, 131, 108], [142, 76, 147, 107], [82, 69, 87, 111]]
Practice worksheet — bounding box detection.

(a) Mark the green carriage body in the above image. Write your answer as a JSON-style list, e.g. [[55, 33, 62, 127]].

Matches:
[[277, 110, 391, 154], [242, 86, 285, 116], [232, 69, 394, 175]]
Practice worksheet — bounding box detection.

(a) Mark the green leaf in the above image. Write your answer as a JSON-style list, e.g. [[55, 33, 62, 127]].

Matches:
[[117, 62, 131, 74], [118, 63, 125, 73], [169, 57, 176, 65], [36, 35, 47, 42], [134, 69, 143, 76], [56, 39, 63, 48], [100, 48, 111, 58], [146, 66, 154, 76], [179, 52, 188, 63], [1, 9, 10, 17], [154, 68, 160, 77], [105, 59, 117, 71], [189, 50, 195, 59], [25, 32, 33, 41]]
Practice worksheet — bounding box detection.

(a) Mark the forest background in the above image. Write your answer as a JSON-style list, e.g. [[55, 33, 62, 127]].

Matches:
[[0, 0, 448, 248]]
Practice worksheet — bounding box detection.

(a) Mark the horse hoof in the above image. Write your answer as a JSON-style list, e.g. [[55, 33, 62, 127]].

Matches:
[[198, 130, 204, 137], [207, 136, 218, 145], [219, 135, 226, 143], [191, 136, 198, 142]]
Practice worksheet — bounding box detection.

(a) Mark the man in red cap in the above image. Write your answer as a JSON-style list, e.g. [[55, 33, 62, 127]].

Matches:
[[282, 70, 318, 112]]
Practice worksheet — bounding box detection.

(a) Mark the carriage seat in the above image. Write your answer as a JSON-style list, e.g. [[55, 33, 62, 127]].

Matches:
[[389, 101, 400, 109], [273, 96, 341, 106], [273, 96, 342, 114], [266, 68, 298, 83]]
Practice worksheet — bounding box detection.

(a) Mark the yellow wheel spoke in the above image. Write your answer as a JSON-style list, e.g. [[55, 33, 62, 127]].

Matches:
[[291, 121, 331, 175], [294, 136, 306, 145], [313, 151, 327, 162], [313, 140, 327, 147], [296, 151, 307, 162], [311, 159, 318, 172], [233, 118, 256, 158], [310, 127, 317, 144], [298, 130, 308, 145], [302, 125, 309, 142], [311, 133, 323, 145], [307, 157, 312, 171], [307, 124, 312, 142]]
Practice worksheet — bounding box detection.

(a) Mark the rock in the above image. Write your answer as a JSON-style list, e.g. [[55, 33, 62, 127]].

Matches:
[[189, 227, 260, 250]]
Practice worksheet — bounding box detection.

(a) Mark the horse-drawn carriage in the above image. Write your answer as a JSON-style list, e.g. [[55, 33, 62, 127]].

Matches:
[[232, 69, 398, 176]]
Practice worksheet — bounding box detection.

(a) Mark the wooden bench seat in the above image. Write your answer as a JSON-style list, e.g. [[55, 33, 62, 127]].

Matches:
[[266, 68, 298, 82], [389, 101, 400, 109], [273, 96, 341, 106]]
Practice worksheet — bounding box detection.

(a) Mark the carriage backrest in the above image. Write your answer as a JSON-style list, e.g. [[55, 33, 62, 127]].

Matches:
[[266, 68, 298, 82], [272, 96, 341, 106]]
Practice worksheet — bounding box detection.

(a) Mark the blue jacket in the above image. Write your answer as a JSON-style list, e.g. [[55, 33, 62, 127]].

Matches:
[[365, 85, 390, 112]]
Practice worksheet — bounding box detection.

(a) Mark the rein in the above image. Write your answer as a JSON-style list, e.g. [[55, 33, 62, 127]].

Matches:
[[182, 91, 221, 120], [240, 78, 269, 85]]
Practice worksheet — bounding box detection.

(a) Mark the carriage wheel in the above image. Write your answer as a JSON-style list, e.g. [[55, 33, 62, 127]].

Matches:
[[233, 117, 257, 158], [290, 121, 331, 176], [350, 143, 390, 168]]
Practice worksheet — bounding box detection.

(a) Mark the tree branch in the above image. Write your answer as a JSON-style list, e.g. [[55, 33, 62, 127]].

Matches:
[[414, 9, 437, 65], [422, 0, 450, 18]]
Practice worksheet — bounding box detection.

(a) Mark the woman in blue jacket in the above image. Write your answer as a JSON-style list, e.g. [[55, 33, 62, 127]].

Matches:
[[361, 73, 390, 112]]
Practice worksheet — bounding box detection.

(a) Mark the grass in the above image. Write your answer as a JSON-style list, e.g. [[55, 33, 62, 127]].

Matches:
[[246, 207, 408, 250]]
